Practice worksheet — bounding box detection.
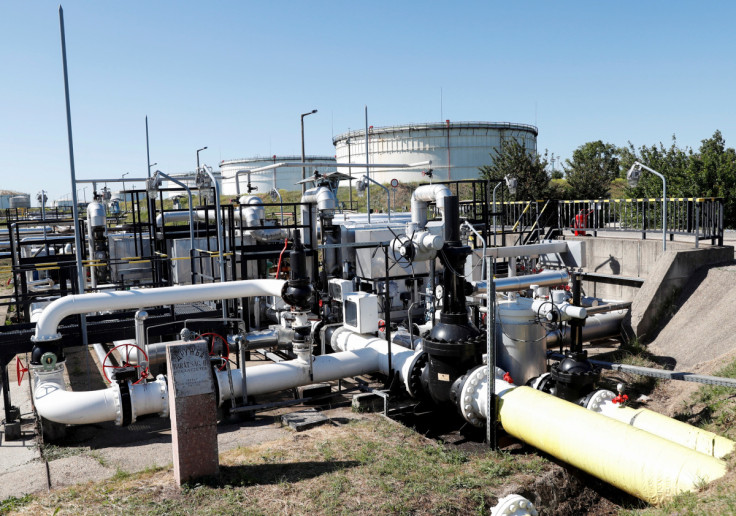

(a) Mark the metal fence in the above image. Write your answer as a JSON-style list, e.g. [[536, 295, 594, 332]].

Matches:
[[558, 197, 724, 247]]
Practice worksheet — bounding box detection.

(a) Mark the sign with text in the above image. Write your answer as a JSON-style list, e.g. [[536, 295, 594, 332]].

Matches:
[[168, 342, 214, 398]]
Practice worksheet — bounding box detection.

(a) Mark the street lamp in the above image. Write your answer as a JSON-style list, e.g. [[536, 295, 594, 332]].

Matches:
[[300, 109, 318, 193], [196, 146, 208, 173], [148, 162, 158, 174], [627, 161, 667, 251], [121, 172, 129, 201]]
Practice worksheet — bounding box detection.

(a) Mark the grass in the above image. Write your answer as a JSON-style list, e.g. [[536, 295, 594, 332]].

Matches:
[[0, 495, 34, 515], [674, 358, 736, 441], [9, 418, 551, 516]]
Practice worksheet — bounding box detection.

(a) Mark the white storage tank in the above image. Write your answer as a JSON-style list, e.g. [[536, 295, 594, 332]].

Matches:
[[333, 121, 537, 184], [220, 155, 337, 194], [9, 194, 31, 209], [0, 190, 29, 209]]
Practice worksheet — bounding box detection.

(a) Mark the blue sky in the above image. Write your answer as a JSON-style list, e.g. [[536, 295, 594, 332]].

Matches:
[[1, 1, 734, 202]]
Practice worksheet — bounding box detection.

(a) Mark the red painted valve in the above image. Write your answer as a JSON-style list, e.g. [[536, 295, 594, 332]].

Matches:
[[16, 357, 28, 386]]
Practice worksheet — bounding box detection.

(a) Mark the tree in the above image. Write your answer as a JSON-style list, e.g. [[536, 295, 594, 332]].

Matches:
[[479, 138, 550, 200], [564, 141, 620, 199]]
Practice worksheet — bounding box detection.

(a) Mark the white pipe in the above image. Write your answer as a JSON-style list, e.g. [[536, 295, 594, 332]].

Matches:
[[485, 241, 570, 259], [410, 184, 452, 229], [216, 328, 421, 404], [32, 279, 286, 342], [474, 270, 570, 294], [32, 365, 168, 425]]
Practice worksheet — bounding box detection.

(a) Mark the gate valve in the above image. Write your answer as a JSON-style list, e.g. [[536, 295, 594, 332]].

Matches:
[[503, 372, 513, 384], [16, 357, 28, 386]]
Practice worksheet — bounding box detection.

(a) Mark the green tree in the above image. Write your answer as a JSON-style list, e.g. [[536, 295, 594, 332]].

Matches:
[[621, 136, 697, 199], [564, 141, 620, 199], [479, 138, 549, 200]]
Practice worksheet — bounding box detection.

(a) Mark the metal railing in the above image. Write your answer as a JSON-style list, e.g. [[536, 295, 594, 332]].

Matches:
[[558, 197, 724, 247]]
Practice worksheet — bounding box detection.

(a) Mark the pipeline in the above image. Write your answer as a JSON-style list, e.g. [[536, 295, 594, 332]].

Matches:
[[33, 326, 421, 427], [215, 331, 421, 404], [32, 279, 287, 342], [457, 367, 727, 505], [545, 310, 627, 347], [586, 389, 735, 459], [410, 184, 452, 230], [32, 364, 168, 426], [472, 270, 570, 294]]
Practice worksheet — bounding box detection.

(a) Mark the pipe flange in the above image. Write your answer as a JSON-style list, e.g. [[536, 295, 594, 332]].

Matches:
[[584, 389, 615, 412], [31, 333, 62, 343], [128, 380, 138, 424], [491, 494, 538, 516], [155, 375, 170, 418], [458, 365, 502, 427], [529, 372, 554, 393], [110, 382, 124, 426], [405, 352, 428, 398]]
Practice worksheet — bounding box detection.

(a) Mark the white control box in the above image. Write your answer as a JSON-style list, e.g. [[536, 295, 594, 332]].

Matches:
[[343, 292, 379, 334]]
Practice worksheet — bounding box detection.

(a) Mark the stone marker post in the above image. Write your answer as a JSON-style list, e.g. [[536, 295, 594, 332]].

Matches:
[[166, 340, 219, 485]]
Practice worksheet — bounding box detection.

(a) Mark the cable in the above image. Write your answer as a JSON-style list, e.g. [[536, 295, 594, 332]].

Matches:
[[275, 238, 289, 279]]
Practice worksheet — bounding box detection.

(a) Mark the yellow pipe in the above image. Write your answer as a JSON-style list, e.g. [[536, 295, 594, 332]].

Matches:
[[497, 386, 726, 505], [593, 398, 735, 459]]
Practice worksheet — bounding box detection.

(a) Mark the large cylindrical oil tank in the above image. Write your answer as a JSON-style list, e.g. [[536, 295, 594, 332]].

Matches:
[[496, 296, 546, 385], [9, 194, 31, 209], [333, 121, 538, 184], [220, 155, 337, 194]]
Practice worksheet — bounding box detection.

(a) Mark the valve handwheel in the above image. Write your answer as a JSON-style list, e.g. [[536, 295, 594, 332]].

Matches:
[[102, 343, 149, 384], [16, 357, 28, 386], [200, 332, 230, 371]]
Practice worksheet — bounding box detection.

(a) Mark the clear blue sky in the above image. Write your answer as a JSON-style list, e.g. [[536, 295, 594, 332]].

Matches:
[[2, 1, 734, 203]]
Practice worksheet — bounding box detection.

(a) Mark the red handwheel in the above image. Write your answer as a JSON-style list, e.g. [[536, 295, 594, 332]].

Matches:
[[200, 332, 230, 371], [102, 343, 149, 384], [16, 357, 28, 386]]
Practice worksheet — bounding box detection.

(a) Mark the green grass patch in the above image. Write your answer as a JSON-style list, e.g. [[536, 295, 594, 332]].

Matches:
[[0, 494, 34, 515]]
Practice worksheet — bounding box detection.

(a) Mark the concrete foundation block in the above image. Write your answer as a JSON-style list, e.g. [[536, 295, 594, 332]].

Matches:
[[351, 393, 385, 413], [280, 408, 329, 432]]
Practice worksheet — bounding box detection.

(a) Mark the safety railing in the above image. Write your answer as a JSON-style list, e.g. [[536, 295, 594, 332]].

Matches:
[[558, 197, 724, 247]]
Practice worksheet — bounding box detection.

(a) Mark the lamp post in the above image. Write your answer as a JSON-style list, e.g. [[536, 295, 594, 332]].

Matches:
[[148, 162, 157, 174], [627, 161, 667, 251], [121, 172, 129, 203], [300, 109, 318, 193], [196, 146, 207, 173]]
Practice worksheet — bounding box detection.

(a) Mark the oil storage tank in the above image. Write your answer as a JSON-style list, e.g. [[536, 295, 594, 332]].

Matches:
[[9, 194, 31, 209], [220, 155, 337, 194], [0, 190, 30, 209], [333, 121, 537, 184]]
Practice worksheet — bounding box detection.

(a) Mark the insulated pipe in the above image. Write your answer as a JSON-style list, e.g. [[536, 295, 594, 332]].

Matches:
[[32, 365, 168, 425], [32, 279, 286, 342], [216, 329, 421, 404], [473, 270, 570, 294], [459, 368, 727, 505], [587, 391, 736, 459], [485, 241, 570, 259], [410, 184, 452, 229], [545, 310, 626, 347]]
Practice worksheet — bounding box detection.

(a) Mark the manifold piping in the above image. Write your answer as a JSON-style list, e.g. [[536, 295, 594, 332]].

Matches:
[[458, 368, 727, 505], [32, 279, 286, 342], [410, 184, 452, 229], [216, 328, 422, 404]]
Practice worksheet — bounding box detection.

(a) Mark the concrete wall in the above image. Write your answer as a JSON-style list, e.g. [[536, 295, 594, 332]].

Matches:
[[567, 237, 698, 300], [566, 236, 733, 340], [629, 246, 734, 340]]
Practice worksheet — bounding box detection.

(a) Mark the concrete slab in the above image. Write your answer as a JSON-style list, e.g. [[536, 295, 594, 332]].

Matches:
[[279, 408, 329, 432]]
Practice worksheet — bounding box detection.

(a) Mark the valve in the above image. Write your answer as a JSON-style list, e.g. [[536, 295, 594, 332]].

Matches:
[[102, 343, 149, 385], [612, 383, 629, 405], [16, 357, 28, 386], [503, 371, 514, 384]]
